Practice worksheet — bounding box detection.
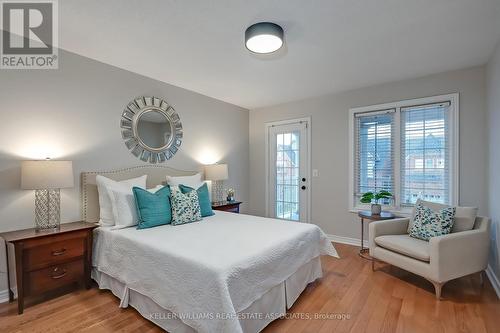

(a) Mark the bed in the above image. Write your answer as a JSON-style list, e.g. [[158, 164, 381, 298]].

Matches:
[[82, 166, 338, 333]]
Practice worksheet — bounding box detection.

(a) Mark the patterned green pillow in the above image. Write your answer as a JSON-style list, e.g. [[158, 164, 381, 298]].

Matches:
[[170, 187, 202, 226], [179, 183, 214, 217], [409, 203, 456, 241]]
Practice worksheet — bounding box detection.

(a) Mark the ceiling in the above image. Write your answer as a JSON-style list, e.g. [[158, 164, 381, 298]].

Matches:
[[59, 0, 500, 109]]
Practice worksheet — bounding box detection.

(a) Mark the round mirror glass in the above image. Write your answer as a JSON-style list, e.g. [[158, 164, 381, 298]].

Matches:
[[121, 96, 183, 164], [136, 110, 172, 149]]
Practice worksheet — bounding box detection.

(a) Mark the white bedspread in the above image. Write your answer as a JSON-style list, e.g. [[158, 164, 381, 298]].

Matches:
[[93, 211, 338, 333]]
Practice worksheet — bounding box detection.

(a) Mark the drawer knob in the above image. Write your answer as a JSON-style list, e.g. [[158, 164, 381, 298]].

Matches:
[[51, 248, 67, 256], [51, 267, 67, 279]]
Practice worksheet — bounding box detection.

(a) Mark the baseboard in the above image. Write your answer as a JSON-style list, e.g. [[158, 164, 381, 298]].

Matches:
[[0, 287, 16, 304], [327, 234, 364, 247], [486, 265, 500, 299]]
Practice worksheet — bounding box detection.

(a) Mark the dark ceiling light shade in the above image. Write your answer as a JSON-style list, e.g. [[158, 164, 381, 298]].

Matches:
[[245, 22, 284, 54]]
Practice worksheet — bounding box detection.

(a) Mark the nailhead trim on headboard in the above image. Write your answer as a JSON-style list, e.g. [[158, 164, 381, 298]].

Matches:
[[81, 165, 198, 222]]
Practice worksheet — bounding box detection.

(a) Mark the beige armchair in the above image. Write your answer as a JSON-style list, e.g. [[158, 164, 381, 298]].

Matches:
[[369, 216, 491, 299]]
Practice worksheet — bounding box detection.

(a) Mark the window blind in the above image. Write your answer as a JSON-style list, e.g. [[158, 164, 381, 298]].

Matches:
[[400, 102, 450, 206], [354, 109, 395, 205]]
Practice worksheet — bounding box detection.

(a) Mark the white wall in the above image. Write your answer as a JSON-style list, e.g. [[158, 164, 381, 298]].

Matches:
[[0, 49, 249, 292], [487, 41, 500, 285], [249, 66, 488, 241]]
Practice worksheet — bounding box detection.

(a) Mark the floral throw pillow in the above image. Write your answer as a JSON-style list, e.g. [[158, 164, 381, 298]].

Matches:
[[409, 203, 456, 241], [170, 186, 202, 226]]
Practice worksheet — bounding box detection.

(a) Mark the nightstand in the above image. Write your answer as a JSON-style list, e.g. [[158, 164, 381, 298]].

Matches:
[[357, 210, 396, 260], [0, 221, 98, 314], [212, 201, 242, 213]]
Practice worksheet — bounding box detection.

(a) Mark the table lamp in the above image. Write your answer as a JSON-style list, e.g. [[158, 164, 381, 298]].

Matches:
[[21, 160, 74, 230], [204, 163, 228, 203]]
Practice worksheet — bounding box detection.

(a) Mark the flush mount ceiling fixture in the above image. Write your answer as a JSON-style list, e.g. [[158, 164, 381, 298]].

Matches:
[[245, 22, 284, 54]]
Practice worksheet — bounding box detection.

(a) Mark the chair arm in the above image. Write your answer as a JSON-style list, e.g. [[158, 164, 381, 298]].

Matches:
[[429, 228, 490, 282], [369, 218, 409, 251]]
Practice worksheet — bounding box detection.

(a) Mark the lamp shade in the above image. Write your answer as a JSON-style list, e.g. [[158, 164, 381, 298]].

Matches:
[[204, 163, 228, 181], [21, 160, 74, 189]]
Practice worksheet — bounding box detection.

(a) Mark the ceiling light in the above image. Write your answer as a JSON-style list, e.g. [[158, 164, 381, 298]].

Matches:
[[245, 22, 284, 54]]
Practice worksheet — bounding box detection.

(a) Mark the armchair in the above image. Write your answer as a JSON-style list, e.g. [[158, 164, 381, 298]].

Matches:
[[369, 216, 491, 299]]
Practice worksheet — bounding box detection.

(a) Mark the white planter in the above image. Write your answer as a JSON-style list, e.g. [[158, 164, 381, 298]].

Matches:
[[371, 204, 382, 215]]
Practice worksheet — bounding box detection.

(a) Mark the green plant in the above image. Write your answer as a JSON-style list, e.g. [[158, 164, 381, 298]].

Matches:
[[360, 190, 393, 204]]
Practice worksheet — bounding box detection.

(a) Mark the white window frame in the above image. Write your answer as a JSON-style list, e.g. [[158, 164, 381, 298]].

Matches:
[[348, 93, 459, 214]]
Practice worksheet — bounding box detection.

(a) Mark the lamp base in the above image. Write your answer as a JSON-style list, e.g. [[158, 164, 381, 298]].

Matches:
[[35, 189, 60, 230], [212, 180, 224, 203]]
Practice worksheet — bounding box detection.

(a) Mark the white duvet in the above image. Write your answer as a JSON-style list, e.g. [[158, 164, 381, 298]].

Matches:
[[93, 211, 338, 333]]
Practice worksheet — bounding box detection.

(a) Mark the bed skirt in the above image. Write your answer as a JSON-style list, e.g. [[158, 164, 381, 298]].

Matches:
[[92, 256, 322, 333]]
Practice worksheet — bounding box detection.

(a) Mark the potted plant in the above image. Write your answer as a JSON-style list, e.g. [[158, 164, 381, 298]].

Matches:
[[226, 188, 235, 202], [360, 190, 392, 215]]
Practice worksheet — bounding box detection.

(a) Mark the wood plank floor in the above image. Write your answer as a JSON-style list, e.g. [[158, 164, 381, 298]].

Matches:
[[0, 243, 499, 332]]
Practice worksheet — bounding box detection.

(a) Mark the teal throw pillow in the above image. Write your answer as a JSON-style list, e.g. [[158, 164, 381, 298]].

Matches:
[[133, 186, 172, 229], [409, 203, 456, 241], [179, 183, 214, 217], [171, 187, 202, 226]]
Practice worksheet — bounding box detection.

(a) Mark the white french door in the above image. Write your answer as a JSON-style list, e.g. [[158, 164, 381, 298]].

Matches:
[[267, 119, 310, 222]]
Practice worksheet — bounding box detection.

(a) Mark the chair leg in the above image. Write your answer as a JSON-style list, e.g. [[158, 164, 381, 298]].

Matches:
[[431, 281, 445, 300], [479, 271, 485, 286], [371, 260, 375, 272]]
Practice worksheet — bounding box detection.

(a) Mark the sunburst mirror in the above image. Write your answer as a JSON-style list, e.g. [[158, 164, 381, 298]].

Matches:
[[120, 96, 183, 163]]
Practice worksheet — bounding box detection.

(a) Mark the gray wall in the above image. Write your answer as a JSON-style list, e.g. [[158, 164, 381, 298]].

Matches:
[[0, 49, 249, 292], [249, 66, 488, 241], [487, 41, 500, 284]]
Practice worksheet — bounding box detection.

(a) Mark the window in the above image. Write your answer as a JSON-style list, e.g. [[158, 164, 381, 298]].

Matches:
[[354, 110, 395, 205], [349, 94, 459, 212], [400, 102, 450, 206]]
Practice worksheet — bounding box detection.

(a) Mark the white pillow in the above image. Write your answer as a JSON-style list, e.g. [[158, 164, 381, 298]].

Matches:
[[148, 184, 165, 193], [166, 173, 204, 189], [107, 185, 138, 230], [96, 174, 147, 226], [107, 184, 163, 230], [453, 206, 478, 232], [407, 199, 478, 233]]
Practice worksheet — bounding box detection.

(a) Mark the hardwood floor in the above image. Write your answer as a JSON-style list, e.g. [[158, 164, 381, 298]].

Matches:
[[1, 243, 499, 332]]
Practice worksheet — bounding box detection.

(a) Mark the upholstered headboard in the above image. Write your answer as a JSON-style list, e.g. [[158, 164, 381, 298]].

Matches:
[[81, 165, 198, 222]]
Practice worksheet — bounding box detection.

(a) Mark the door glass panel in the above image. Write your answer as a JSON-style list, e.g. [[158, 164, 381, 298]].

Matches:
[[275, 130, 300, 221], [291, 132, 299, 150]]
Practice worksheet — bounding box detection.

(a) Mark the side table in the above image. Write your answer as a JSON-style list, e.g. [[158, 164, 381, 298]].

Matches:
[[357, 210, 396, 260]]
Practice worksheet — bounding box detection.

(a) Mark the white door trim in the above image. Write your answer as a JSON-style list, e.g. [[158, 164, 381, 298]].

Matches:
[[265, 116, 312, 223]]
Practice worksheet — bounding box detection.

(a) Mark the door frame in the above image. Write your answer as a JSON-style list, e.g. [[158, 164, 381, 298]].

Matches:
[[265, 116, 312, 223]]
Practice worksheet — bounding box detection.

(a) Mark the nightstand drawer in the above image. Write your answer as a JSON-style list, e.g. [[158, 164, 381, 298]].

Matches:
[[25, 237, 85, 271], [27, 259, 84, 295], [219, 205, 240, 213], [212, 201, 242, 213]]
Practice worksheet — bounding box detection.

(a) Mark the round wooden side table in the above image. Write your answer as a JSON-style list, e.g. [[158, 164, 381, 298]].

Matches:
[[358, 210, 396, 260]]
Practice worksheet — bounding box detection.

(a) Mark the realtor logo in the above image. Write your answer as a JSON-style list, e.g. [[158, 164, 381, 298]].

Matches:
[[1, 0, 58, 69]]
